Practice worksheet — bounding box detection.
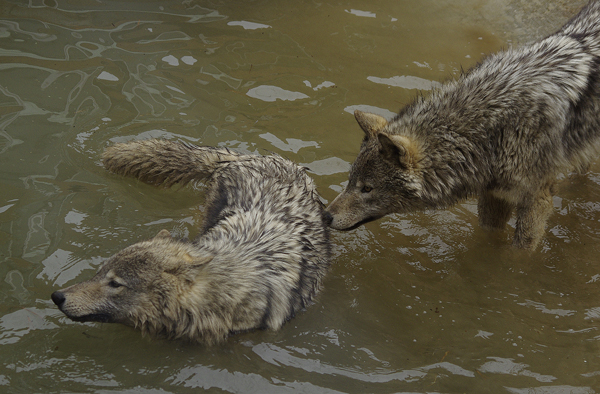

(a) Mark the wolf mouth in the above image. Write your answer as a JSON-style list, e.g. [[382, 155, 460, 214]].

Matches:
[[66, 313, 113, 323], [341, 215, 383, 231]]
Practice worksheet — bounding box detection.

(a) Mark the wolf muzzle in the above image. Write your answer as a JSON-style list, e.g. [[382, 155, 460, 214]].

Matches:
[[51, 290, 113, 323]]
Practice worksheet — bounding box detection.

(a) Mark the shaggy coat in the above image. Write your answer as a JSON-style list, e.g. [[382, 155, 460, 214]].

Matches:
[[52, 139, 331, 344], [326, 1, 600, 249]]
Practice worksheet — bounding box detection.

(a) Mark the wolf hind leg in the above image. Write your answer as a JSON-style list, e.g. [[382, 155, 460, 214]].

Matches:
[[512, 186, 554, 249], [478, 190, 513, 230], [102, 139, 242, 188]]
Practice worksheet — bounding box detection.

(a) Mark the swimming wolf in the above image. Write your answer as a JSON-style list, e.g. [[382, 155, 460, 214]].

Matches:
[[325, 1, 600, 249], [51, 139, 331, 344]]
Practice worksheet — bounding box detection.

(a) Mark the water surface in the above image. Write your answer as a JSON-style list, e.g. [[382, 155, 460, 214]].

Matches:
[[0, 0, 598, 393]]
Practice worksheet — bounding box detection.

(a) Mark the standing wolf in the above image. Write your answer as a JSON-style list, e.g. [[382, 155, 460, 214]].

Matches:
[[51, 139, 331, 344], [325, 1, 600, 249]]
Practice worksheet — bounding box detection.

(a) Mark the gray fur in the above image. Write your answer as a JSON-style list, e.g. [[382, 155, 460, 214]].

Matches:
[[325, 1, 600, 249], [52, 139, 331, 344]]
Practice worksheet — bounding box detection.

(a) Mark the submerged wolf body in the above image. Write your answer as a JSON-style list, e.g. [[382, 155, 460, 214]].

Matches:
[[326, 1, 600, 249], [51, 139, 331, 344]]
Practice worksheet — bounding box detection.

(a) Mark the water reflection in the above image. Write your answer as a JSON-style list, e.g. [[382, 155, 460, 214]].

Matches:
[[252, 342, 476, 382], [305, 80, 336, 91], [258, 132, 318, 153], [0, 308, 59, 345], [247, 85, 309, 102], [96, 71, 118, 81], [367, 75, 441, 90], [172, 364, 345, 393], [227, 21, 272, 30], [302, 157, 349, 177], [345, 9, 377, 19], [505, 387, 596, 394], [479, 357, 555, 383], [343, 104, 396, 119], [38, 249, 100, 287]]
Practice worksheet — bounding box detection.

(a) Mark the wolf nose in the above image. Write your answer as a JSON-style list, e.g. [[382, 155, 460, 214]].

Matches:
[[51, 291, 65, 307], [323, 211, 333, 226]]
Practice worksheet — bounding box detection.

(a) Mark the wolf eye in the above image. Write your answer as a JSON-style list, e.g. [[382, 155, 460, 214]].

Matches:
[[108, 280, 123, 288], [361, 186, 373, 193]]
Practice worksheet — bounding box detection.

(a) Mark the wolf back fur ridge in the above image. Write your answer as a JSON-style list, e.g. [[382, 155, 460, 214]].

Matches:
[[51, 139, 331, 344], [326, 1, 600, 249]]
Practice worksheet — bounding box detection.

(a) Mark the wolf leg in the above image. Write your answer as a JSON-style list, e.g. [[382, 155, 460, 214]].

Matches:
[[102, 139, 242, 188], [512, 187, 554, 249], [478, 190, 513, 230]]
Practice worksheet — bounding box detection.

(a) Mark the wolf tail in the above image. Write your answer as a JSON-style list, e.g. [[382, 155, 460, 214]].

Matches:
[[102, 139, 243, 187]]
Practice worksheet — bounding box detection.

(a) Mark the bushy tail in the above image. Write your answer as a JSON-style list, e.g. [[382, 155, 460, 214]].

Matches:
[[102, 139, 242, 187]]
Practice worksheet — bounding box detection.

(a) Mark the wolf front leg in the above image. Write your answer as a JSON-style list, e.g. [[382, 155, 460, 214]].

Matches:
[[512, 187, 554, 249], [477, 190, 513, 230]]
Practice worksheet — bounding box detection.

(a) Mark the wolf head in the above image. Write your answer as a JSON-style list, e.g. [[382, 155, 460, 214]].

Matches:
[[51, 230, 216, 340], [325, 110, 427, 230]]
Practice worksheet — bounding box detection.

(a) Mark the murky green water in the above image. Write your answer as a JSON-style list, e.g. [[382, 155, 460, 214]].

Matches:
[[1, 0, 598, 392]]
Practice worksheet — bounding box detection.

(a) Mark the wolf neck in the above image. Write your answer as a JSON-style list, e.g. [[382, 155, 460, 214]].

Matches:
[[394, 84, 496, 208], [136, 290, 229, 345]]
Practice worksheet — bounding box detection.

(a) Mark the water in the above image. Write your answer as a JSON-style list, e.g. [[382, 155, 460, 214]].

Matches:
[[0, 0, 598, 392]]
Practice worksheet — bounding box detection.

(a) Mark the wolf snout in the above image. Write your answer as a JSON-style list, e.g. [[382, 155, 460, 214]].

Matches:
[[51, 291, 66, 308]]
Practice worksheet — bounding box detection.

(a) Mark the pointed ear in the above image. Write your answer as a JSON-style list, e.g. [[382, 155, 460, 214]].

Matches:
[[188, 254, 213, 268], [154, 229, 172, 240], [377, 133, 421, 170], [164, 254, 214, 277], [354, 110, 388, 137]]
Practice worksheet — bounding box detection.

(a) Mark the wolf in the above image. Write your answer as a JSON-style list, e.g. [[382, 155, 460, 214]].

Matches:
[[325, 1, 600, 249], [51, 139, 331, 344]]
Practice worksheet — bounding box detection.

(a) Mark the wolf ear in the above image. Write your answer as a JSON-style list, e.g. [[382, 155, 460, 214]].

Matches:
[[354, 110, 388, 137], [377, 133, 420, 170], [154, 229, 172, 240], [164, 254, 214, 278]]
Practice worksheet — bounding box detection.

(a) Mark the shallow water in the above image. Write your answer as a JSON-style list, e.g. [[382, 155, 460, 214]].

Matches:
[[0, 0, 598, 392]]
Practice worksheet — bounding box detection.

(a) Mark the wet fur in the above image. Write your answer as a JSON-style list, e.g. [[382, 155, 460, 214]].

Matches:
[[326, 1, 600, 249], [52, 139, 331, 344]]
